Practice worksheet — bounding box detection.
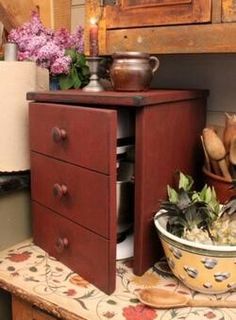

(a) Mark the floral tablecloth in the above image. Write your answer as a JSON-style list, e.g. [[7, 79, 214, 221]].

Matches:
[[0, 239, 236, 320]]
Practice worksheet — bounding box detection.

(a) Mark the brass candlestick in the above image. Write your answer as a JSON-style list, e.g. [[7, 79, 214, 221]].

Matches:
[[83, 57, 103, 92]]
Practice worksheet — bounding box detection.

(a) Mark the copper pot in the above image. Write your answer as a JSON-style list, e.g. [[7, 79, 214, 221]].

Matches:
[[110, 51, 160, 91]]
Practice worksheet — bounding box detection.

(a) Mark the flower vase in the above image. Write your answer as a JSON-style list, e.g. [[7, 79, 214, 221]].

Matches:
[[49, 76, 60, 90]]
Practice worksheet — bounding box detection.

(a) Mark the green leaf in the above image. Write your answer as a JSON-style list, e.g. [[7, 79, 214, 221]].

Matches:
[[65, 48, 78, 62], [205, 186, 212, 203], [107, 299, 117, 305], [167, 185, 178, 203], [7, 266, 15, 271], [130, 298, 140, 303], [76, 53, 86, 65], [73, 75, 82, 88], [81, 65, 90, 77], [198, 184, 208, 201], [59, 74, 74, 89], [59, 50, 90, 89], [74, 298, 88, 310], [178, 172, 193, 191], [29, 266, 37, 272]]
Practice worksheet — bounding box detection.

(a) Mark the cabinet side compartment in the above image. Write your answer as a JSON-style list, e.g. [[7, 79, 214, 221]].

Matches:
[[134, 97, 206, 274]]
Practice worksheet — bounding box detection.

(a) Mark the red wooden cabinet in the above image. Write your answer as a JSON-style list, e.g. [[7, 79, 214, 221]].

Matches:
[[28, 89, 207, 294]]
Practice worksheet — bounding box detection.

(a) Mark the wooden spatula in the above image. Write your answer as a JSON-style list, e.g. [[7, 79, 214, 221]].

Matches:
[[137, 288, 236, 308], [202, 128, 232, 180], [229, 135, 236, 165]]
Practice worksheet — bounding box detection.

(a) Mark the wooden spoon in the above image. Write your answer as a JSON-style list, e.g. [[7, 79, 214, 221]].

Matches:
[[201, 135, 221, 175], [200, 135, 211, 171], [137, 288, 236, 308], [229, 135, 236, 165], [202, 128, 232, 180], [223, 113, 236, 153]]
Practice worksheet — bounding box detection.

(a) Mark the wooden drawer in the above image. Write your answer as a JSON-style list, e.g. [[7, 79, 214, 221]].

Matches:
[[29, 102, 117, 174], [32, 202, 116, 294], [31, 152, 112, 238]]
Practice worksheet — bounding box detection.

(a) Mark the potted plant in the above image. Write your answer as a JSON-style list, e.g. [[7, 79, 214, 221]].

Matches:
[[154, 172, 236, 294], [7, 11, 90, 90]]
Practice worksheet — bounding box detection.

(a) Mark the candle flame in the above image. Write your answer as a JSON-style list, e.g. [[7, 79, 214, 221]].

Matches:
[[90, 17, 98, 25]]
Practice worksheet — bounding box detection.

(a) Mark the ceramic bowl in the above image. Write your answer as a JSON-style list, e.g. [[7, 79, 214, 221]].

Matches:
[[154, 210, 236, 294]]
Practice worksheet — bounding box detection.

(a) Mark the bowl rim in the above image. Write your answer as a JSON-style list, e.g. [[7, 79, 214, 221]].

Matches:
[[154, 210, 236, 252]]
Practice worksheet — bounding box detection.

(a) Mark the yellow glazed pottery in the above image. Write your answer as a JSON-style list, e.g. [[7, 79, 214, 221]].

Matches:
[[154, 210, 236, 294]]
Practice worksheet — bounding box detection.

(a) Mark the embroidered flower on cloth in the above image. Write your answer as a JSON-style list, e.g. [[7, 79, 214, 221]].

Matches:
[[123, 304, 157, 320], [69, 275, 90, 288], [6, 251, 32, 262]]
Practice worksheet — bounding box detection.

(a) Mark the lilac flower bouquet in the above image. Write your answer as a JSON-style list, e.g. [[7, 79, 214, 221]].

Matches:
[[8, 11, 90, 89]]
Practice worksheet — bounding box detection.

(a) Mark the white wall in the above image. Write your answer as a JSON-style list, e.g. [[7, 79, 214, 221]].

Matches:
[[152, 54, 236, 126], [71, 3, 236, 127]]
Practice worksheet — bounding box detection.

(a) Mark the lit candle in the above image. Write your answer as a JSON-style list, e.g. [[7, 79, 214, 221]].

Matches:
[[89, 18, 99, 57]]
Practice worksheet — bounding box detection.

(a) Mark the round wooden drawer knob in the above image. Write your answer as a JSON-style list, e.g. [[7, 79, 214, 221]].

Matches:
[[55, 237, 69, 253], [51, 127, 67, 142], [53, 183, 68, 198]]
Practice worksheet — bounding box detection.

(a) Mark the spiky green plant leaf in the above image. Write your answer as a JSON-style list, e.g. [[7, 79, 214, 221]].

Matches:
[[160, 172, 220, 240], [167, 185, 178, 203], [178, 172, 194, 191]]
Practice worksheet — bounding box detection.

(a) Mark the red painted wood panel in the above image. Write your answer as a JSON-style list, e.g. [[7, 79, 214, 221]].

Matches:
[[30, 101, 117, 295], [134, 97, 206, 274], [29, 103, 117, 174], [33, 202, 116, 294], [27, 89, 206, 107], [31, 152, 111, 238]]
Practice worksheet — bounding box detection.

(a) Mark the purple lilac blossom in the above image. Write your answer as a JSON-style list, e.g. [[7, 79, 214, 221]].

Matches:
[[8, 11, 84, 75], [50, 56, 72, 75]]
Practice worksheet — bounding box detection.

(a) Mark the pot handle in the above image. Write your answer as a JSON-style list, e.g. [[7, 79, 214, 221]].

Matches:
[[150, 56, 160, 74]]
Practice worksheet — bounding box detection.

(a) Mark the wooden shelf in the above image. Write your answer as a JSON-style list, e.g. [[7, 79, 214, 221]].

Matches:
[[104, 22, 236, 55], [85, 1, 236, 55]]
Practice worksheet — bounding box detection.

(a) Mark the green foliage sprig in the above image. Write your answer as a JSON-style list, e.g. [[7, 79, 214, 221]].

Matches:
[[59, 49, 90, 90], [161, 172, 220, 238]]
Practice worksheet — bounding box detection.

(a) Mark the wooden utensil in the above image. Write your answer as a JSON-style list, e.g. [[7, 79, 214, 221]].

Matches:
[[229, 135, 236, 165], [137, 288, 236, 308], [201, 135, 221, 175], [223, 113, 236, 153], [202, 128, 232, 180], [200, 135, 211, 171]]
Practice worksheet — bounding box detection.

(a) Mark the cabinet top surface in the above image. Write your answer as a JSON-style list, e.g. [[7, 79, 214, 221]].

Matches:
[[27, 89, 207, 107]]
